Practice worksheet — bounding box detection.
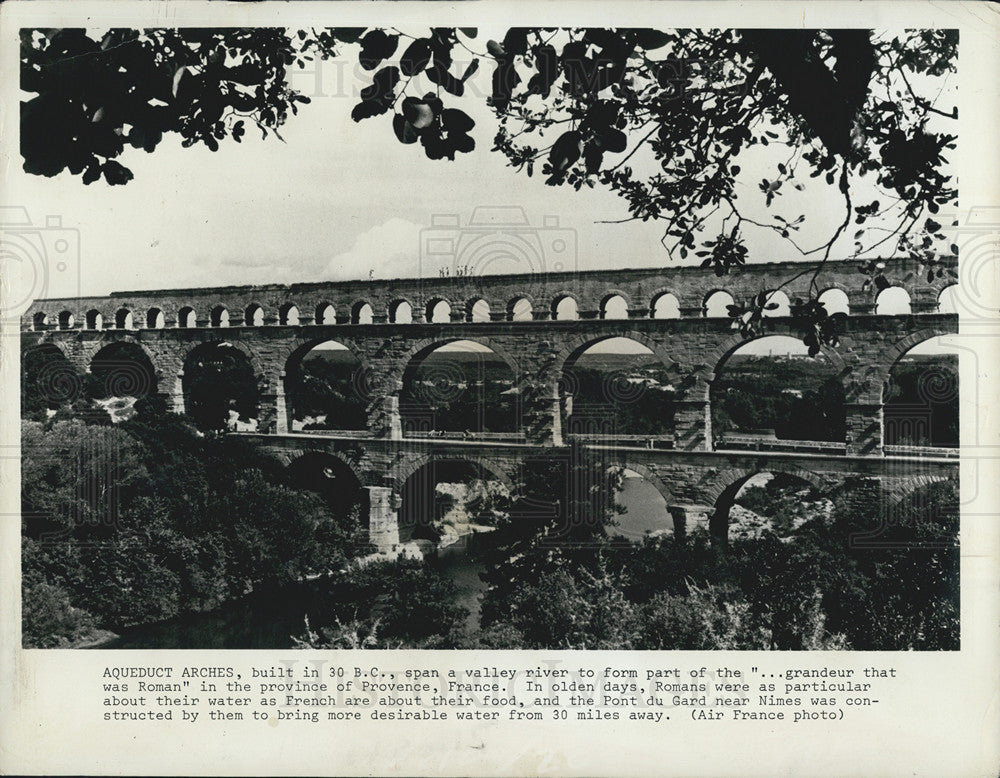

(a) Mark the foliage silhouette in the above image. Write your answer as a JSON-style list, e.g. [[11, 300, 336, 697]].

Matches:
[[21, 27, 958, 343]]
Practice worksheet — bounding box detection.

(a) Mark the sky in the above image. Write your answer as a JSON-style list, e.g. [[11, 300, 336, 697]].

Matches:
[[11, 29, 910, 303], [10, 27, 956, 357], [16, 45, 683, 299]]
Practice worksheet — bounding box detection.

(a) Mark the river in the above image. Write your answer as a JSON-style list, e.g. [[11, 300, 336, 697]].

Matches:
[[93, 479, 664, 649]]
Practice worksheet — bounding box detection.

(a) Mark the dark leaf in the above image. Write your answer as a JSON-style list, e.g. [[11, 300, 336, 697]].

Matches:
[[583, 144, 604, 175], [427, 64, 464, 97], [461, 59, 480, 82], [490, 61, 521, 112], [633, 29, 671, 50], [400, 38, 432, 77], [226, 63, 265, 86], [596, 127, 627, 154], [82, 164, 102, 185], [501, 28, 529, 57], [527, 44, 559, 98], [546, 130, 582, 183], [361, 65, 400, 100], [392, 113, 419, 144], [441, 108, 475, 133], [332, 28, 365, 44], [351, 100, 386, 122], [102, 160, 134, 185], [401, 97, 435, 129], [359, 30, 399, 71], [486, 40, 506, 59]]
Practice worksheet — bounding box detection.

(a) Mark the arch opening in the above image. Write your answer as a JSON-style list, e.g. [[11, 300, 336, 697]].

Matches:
[[552, 296, 579, 321], [315, 302, 336, 325], [88, 341, 158, 401], [286, 453, 367, 551], [507, 297, 533, 322], [884, 335, 958, 448], [21, 343, 81, 418], [876, 286, 911, 315], [244, 304, 264, 327], [400, 340, 520, 436], [937, 285, 958, 314], [286, 340, 368, 432], [711, 335, 845, 449], [712, 471, 828, 543], [389, 300, 412, 324], [398, 459, 512, 546], [352, 302, 373, 325], [703, 290, 735, 318], [427, 299, 452, 324], [601, 294, 629, 320], [32, 312, 48, 331], [58, 310, 74, 330], [818, 288, 850, 316], [182, 342, 259, 432], [651, 293, 680, 319], [761, 290, 791, 317], [146, 308, 165, 329], [611, 467, 673, 541], [560, 337, 676, 440], [115, 308, 134, 330], [279, 303, 299, 326], [177, 306, 196, 328], [468, 299, 491, 323], [210, 305, 230, 328], [85, 310, 103, 330]]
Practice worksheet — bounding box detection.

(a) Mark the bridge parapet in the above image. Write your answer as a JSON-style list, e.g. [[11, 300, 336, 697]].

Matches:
[[23, 257, 955, 333]]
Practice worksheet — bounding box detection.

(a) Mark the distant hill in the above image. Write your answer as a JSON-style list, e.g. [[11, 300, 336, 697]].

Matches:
[[304, 347, 957, 379], [303, 349, 358, 367]]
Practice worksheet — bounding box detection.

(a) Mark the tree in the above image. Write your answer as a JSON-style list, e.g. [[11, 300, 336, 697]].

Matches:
[[292, 558, 470, 649], [21, 411, 361, 644], [478, 446, 627, 641], [21, 343, 78, 419], [21, 27, 958, 343]]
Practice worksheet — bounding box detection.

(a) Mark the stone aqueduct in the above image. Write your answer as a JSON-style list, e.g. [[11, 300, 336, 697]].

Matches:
[[23, 258, 959, 551]]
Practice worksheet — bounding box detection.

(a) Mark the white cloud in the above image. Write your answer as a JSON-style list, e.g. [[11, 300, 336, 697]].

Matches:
[[323, 217, 425, 281]]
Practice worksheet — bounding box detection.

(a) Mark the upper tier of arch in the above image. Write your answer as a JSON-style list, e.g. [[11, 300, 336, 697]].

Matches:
[[22, 258, 956, 331]]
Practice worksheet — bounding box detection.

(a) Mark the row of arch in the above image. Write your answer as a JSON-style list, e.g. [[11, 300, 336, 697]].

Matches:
[[278, 448, 952, 545], [29, 284, 958, 331], [28, 322, 955, 454]]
